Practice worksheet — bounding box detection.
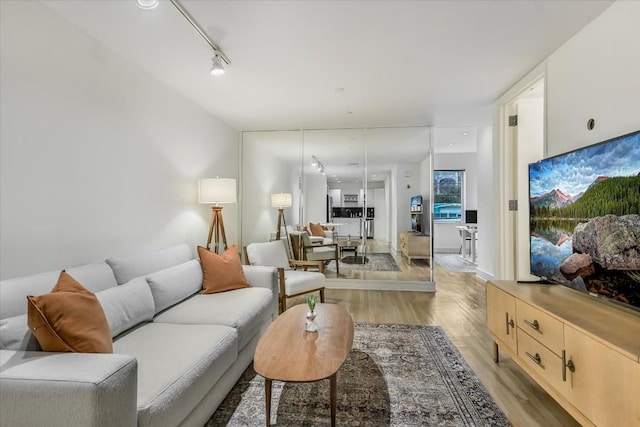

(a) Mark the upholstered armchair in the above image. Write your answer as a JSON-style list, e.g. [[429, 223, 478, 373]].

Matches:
[[290, 231, 340, 274], [245, 240, 325, 313]]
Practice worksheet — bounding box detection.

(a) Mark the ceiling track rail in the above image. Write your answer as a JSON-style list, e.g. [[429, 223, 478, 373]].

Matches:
[[169, 0, 231, 65]]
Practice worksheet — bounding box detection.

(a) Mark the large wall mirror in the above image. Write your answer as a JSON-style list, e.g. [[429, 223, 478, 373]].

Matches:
[[241, 126, 434, 288]]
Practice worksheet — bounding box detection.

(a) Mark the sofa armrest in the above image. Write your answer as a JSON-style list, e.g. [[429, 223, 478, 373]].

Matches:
[[0, 350, 137, 427], [242, 265, 279, 318]]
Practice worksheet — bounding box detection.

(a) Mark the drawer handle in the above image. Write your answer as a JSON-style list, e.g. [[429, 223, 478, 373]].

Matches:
[[562, 350, 576, 381], [505, 313, 514, 335], [525, 351, 541, 365], [524, 319, 540, 330]]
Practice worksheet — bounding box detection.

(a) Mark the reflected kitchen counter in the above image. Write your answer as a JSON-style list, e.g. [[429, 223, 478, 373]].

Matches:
[[333, 218, 363, 238]]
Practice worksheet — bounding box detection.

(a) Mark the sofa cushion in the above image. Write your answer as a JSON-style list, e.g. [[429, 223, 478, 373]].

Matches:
[[153, 287, 273, 349], [106, 244, 192, 285], [0, 315, 40, 351], [0, 262, 117, 319], [27, 271, 113, 353], [198, 246, 250, 294], [113, 323, 237, 427], [145, 259, 202, 314], [96, 278, 155, 338], [0, 350, 138, 427], [284, 270, 326, 296]]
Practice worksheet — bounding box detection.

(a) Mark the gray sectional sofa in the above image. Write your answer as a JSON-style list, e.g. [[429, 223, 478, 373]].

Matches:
[[0, 244, 278, 427]]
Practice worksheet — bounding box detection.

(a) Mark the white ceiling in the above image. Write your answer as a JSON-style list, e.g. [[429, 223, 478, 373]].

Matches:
[[41, 0, 612, 178]]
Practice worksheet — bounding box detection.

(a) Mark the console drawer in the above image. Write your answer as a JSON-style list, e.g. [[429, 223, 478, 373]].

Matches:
[[516, 299, 564, 355], [517, 328, 567, 394]]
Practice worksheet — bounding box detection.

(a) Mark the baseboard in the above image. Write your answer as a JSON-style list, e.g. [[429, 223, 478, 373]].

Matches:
[[434, 249, 460, 254], [475, 267, 494, 282], [325, 279, 435, 292]]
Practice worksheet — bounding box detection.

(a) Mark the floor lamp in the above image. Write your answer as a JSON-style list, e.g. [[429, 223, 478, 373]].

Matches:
[[199, 177, 237, 254], [271, 192, 292, 256]]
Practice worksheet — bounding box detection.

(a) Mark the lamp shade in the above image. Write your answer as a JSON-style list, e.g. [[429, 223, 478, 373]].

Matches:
[[199, 178, 237, 204], [271, 192, 292, 208]]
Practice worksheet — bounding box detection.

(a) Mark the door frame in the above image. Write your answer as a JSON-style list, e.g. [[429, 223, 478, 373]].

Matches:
[[494, 63, 547, 280]]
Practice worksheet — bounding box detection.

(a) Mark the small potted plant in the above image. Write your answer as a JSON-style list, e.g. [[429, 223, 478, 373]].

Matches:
[[305, 295, 318, 332]]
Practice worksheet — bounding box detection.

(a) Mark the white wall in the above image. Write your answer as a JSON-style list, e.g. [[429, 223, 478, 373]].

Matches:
[[373, 188, 387, 241], [419, 154, 432, 235], [476, 126, 494, 278], [241, 136, 294, 246], [546, 1, 640, 155], [492, 0, 640, 280], [302, 172, 327, 224], [0, 2, 239, 279], [433, 153, 478, 253], [391, 163, 421, 250]]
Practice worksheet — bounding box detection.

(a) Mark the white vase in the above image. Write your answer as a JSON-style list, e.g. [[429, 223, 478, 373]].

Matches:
[[305, 310, 318, 332]]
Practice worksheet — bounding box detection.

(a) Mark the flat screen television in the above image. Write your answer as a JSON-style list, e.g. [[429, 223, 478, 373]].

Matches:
[[528, 130, 640, 312]]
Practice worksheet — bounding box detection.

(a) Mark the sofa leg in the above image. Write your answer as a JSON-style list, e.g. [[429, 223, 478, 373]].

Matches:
[[320, 288, 325, 303]]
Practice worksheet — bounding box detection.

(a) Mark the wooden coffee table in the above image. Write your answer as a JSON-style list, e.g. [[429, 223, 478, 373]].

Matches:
[[254, 303, 354, 426]]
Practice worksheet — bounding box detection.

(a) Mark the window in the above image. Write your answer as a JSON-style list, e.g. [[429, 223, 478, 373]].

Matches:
[[434, 170, 464, 221]]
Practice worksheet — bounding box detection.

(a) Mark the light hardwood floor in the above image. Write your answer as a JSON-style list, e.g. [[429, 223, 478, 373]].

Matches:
[[323, 239, 432, 281], [288, 263, 581, 427]]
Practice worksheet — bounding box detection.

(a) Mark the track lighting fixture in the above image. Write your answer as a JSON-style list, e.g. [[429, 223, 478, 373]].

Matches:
[[311, 156, 325, 175], [210, 54, 225, 76], [139, 1, 231, 75], [138, 0, 231, 76]]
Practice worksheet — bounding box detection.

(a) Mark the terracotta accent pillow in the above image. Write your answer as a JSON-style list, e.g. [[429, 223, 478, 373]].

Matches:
[[27, 271, 113, 353], [309, 223, 325, 237], [198, 245, 250, 294]]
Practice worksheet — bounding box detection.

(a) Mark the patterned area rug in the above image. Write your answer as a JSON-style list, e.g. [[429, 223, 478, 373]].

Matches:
[[433, 254, 477, 273], [207, 324, 510, 426], [328, 252, 401, 273]]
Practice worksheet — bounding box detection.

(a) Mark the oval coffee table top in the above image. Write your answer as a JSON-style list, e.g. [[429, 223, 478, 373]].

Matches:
[[254, 303, 354, 382]]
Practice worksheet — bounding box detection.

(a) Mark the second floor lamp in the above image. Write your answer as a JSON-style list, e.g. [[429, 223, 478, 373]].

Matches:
[[271, 192, 292, 241], [271, 192, 293, 258], [199, 177, 237, 253]]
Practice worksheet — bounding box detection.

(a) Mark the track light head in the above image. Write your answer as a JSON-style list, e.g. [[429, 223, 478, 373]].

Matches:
[[310, 155, 326, 175], [210, 54, 226, 76]]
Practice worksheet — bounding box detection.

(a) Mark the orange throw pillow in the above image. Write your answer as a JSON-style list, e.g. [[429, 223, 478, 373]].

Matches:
[[198, 245, 250, 294], [27, 271, 113, 353], [309, 222, 325, 237]]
